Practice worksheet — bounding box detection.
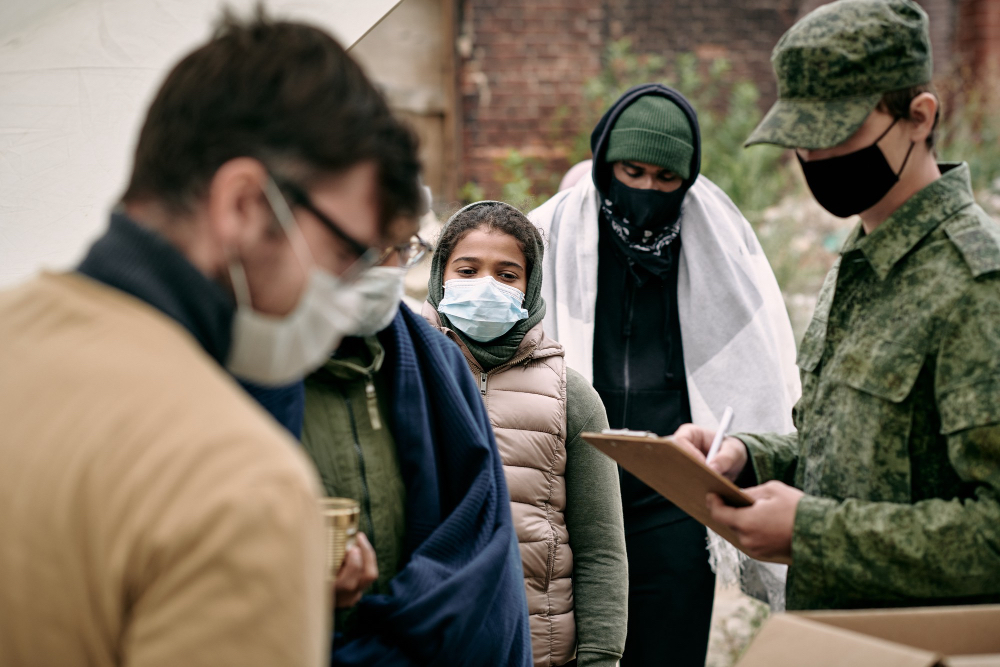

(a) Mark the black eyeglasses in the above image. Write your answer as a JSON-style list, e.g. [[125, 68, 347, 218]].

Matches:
[[391, 236, 433, 269], [276, 179, 433, 271]]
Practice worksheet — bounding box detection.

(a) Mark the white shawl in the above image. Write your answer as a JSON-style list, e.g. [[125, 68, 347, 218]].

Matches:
[[529, 173, 800, 609], [529, 173, 800, 435]]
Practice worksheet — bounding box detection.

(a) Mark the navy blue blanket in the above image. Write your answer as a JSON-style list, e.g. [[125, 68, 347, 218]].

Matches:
[[333, 304, 532, 666], [238, 379, 305, 438]]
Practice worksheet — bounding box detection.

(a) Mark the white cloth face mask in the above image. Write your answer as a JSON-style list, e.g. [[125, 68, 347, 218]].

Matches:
[[350, 265, 406, 337], [437, 276, 528, 342], [225, 177, 366, 386]]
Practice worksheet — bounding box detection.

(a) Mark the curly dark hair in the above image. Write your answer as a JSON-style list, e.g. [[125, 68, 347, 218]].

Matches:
[[435, 202, 544, 274], [122, 6, 421, 229]]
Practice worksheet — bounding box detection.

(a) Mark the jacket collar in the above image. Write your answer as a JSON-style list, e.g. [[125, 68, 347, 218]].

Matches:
[[77, 211, 234, 364], [315, 336, 386, 380], [844, 162, 975, 281]]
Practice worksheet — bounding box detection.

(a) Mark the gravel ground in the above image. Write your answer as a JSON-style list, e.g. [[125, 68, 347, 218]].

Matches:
[[706, 580, 771, 667]]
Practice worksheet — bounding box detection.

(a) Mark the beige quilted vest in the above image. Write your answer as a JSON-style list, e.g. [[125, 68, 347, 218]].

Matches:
[[422, 304, 575, 667]]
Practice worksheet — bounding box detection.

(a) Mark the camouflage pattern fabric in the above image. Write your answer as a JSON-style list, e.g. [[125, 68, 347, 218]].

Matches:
[[736, 163, 1000, 611], [746, 0, 933, 150]]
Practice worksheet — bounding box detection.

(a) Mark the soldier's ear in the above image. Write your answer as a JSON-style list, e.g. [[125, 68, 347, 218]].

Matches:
[[907, 93, 939, 146]]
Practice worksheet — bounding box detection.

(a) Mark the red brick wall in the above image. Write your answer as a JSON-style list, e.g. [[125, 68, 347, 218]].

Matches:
[[957, 0, 1000, 89], [456, 0, 982, 198], [603, 0, 800, 114], [457, 0, 604, 194]]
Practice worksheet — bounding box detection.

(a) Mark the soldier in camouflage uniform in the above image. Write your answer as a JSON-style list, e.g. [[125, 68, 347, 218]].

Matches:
[[674, 0, 1000, 611]]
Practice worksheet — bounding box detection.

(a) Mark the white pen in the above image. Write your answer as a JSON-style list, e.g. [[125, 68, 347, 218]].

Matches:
[[705, 406, 735, 463]]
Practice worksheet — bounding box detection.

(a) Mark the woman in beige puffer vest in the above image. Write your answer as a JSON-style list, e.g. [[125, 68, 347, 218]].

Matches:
[[423, 201, 628, 667]]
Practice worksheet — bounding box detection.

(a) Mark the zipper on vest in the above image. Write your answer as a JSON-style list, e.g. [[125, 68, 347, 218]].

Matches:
[[364, 374, 382, 431], [467, 341, 539, 398], [486, 342, 539, 376]]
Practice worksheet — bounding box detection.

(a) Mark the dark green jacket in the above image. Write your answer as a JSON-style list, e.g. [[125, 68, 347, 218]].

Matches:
[[301, 337, 405, 631], [738, 163, 1000, 610]]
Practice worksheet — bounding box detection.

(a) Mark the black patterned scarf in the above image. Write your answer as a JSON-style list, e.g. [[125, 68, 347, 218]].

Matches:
[[599, 195, 682, 280]]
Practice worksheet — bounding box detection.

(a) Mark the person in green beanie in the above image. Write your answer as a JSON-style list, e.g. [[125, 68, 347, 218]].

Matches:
[[605, 92, 694, 210], [422, 201, 629, 667], [675, 0, 1000, 612], [529, 84, 798, 666]]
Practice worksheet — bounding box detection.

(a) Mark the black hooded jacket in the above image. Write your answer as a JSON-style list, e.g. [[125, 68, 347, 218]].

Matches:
[[590, 84, 701, 533]]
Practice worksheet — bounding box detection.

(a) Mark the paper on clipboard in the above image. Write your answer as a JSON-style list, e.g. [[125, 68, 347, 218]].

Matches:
[[582, 431, 754, 551]]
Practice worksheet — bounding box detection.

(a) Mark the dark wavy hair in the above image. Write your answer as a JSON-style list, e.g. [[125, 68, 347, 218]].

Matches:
[[122, 7, 421, 229], [436, 202, 544, 274]]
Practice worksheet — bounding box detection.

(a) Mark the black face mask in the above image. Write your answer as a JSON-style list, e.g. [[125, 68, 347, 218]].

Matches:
[[798, 118, 915, 218], [608, 176, 687, 229]]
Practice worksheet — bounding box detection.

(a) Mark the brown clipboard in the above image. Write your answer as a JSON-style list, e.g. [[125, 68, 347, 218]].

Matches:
[[583, 431, 753, 550]]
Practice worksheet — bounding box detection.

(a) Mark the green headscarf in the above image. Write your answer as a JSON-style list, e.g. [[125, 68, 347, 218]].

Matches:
[[427, 201, 546, 371]]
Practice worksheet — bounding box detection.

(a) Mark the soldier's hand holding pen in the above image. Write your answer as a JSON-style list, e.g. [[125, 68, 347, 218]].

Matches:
[[671, 423, 748, 481], [672, 423, 801, 564]]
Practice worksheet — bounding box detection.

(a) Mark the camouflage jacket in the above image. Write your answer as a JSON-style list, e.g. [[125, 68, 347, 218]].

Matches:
[[737, 163, 1000, 610]]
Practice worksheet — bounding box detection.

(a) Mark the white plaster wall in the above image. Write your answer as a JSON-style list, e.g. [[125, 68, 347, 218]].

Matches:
[[0, 0, 402, 287], [351, 0, 450, 202]]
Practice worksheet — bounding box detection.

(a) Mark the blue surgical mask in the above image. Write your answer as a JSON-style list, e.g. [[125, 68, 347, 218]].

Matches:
[[437, 276, 528, 342]]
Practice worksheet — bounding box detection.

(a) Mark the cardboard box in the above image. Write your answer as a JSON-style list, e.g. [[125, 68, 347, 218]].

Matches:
[[736, 604, 1000, 667]]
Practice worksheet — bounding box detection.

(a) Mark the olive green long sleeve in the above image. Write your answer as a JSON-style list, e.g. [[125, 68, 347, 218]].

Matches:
[[563, 368, 628, 667], [740, 426, 1000, 609], [735, 431, 800, 487]]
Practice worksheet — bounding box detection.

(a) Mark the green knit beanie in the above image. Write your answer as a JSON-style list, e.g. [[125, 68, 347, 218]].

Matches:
[[605, 95, 694, 179]]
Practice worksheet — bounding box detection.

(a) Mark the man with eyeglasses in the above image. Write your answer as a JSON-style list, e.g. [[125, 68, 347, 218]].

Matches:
[[240, 225, 433, 610], [238, 192, 432, 442], [0, 9, 531, 667]]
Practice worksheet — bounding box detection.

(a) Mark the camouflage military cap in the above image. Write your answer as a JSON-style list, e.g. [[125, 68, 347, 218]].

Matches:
[[746, 0, 933, 150]]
